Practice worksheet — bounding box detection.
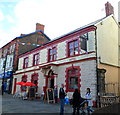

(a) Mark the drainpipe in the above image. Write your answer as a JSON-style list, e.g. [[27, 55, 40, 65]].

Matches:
[[94, 26, 100, 107]]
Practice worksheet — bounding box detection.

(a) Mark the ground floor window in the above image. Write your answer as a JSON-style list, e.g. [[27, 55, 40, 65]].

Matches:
[[65, 66, 81, 92], [31, 73, 38, 92], [21, 75, 27, 91], [69, 76, 78, 89]]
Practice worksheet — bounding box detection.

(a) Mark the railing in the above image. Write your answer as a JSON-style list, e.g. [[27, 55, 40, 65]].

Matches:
[[104, 82, 120, 96], [100, 96, 120, 107]]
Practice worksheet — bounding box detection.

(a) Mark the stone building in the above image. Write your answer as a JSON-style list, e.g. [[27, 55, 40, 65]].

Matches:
[[12, 24, 97, 104]]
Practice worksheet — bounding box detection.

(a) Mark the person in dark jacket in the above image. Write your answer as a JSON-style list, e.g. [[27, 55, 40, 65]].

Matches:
[[59, 84, 66, 115], [72, 88, 80, 115]]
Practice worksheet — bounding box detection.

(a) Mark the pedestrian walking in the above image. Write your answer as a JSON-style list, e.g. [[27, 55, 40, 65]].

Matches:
[[54, 85, 58, 103], [85, 88, 94, 113], [72, 88, 80, 115], [59, 84, 66, 115]]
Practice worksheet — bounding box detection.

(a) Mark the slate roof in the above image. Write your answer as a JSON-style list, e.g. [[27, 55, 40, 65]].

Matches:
[[1, 30, 51, 48]]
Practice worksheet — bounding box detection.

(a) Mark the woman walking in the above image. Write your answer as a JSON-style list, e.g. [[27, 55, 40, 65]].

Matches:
[[85, 88, 94, 113]]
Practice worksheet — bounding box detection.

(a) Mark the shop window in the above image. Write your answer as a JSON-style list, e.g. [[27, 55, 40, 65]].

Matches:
[[48, 47, 57, 62], [33, 53, 39, 66], [23, 57, 29, 69], [68, 40, 79, 57]]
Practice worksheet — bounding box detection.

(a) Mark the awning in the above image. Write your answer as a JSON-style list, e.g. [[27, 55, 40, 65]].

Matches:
[[0, 71, 13, 78]]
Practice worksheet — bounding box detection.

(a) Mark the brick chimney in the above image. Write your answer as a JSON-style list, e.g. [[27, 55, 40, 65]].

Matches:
[[105, 2, 114, 17], [36, 23, 44, 32], [20, 34, 25, 36]]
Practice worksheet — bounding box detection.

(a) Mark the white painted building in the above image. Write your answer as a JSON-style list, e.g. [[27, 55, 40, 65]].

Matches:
[[12, 25, 97, 105]]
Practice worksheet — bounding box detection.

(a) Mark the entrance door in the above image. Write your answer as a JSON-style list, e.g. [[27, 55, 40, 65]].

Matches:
[[50, 78, 54, 88], [48, 77, 54, 89]]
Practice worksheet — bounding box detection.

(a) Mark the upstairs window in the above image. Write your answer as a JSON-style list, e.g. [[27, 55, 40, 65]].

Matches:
[[48, 47, 57, 62], [80, 33, 88, 51], [23, 57, 29, 69], [9, 44, 15, 54], [33, 53, 39, 66], [68, 40, 79, 56]]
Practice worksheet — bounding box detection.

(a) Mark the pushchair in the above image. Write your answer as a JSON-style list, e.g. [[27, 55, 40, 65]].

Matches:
[[79, 98, 90, 115], [71, 97, 89, 115], [79, 98, 94, 114]]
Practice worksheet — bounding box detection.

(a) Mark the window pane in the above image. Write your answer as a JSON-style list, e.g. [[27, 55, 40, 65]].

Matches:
[[69, 42, 73, 48], [24, 57, 29, 68], [50, 55, 53, 61], [70, 49, 74, 56], [69, 77, 78, 89], [75, 48, 78, 55], [53, 54, 56, 60], [53, 48, 56, 54], [74, 41, 78, 47], [50, 49, 52, 55], [80, 38, 87, 51]]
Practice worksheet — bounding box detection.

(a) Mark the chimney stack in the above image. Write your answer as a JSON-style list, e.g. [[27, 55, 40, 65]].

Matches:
[[20, 34, 25, 36], [36, 23, 44, 32], [105, 2, 114, 17]]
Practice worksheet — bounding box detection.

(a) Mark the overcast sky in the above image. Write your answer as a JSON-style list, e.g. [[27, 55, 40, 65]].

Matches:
[[0, 0, 119, 48]]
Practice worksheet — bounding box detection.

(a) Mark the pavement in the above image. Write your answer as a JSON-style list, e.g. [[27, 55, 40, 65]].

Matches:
[[1, 93, 73, 115], [1, 92, 119, 115]]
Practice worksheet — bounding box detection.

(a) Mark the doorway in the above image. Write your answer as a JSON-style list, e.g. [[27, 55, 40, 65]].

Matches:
[[50, 78, 54, 88], [47, 70, 55, 89]]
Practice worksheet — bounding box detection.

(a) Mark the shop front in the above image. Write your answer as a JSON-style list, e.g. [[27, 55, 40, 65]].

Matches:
[[0, 71, 13, 93]]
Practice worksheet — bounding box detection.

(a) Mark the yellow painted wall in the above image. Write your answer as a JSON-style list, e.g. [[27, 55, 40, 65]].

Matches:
[[96, 15, 120, 95], [96, 16, 119, 66], [99, 63, 119, 95]]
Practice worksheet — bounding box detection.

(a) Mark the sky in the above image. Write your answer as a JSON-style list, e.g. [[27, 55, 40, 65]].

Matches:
[[0, 0, 119, 48]]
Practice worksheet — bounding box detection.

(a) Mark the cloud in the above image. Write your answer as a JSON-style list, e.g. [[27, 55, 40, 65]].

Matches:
[[12, 0, 105, 39], [6, 15, 15, 23], [0, 0, 19, 2], [0, 10, 4, 21], [0, 0, 119, 48], [0, 28, 15, 47]]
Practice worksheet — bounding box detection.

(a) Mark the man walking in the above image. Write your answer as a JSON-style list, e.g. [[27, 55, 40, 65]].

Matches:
[[59, 84, 66, 115]]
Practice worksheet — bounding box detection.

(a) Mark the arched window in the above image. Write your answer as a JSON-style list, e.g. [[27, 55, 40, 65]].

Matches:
[[65, 66, 81, 92]]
